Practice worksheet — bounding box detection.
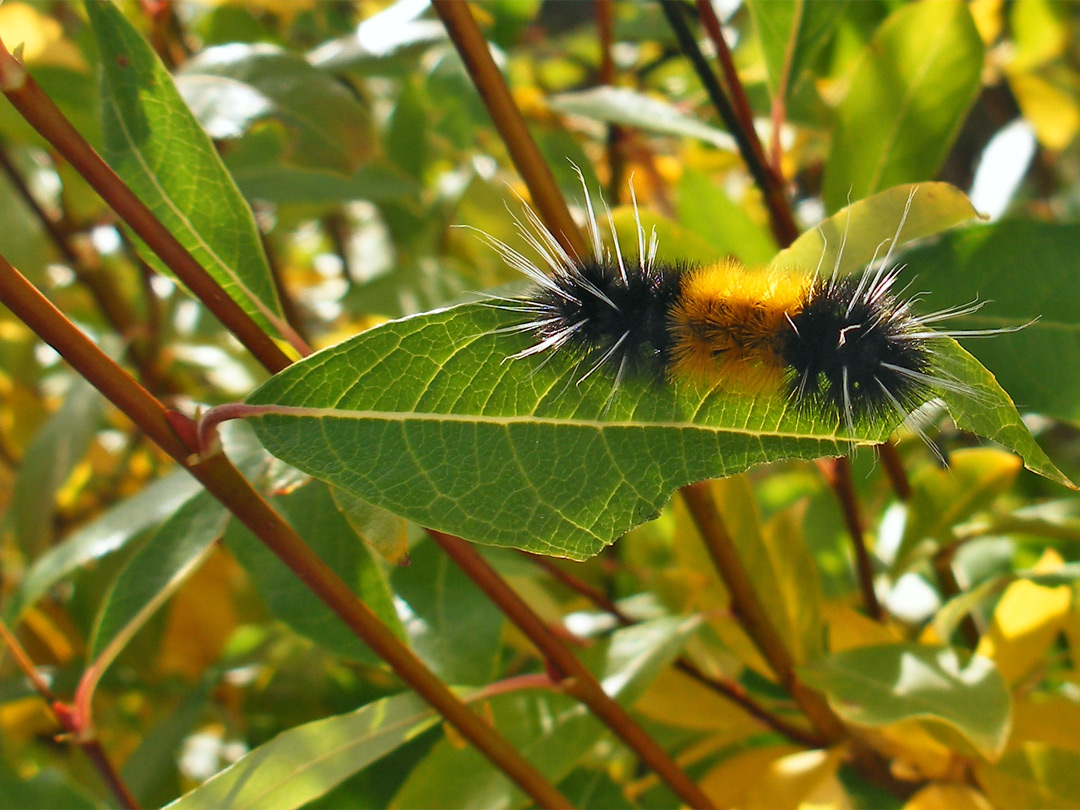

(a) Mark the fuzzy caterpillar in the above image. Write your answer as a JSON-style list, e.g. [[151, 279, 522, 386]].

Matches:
[[478, 171, 1004, 434]]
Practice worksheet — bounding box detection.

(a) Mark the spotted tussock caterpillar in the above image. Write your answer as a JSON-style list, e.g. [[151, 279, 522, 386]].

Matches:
[[478, 168, 1008, 435]]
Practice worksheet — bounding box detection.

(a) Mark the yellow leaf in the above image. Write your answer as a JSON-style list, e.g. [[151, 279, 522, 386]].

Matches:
[[1011, 695, 1080, 753], [863, 720, 961, 781], [976, 566, 1072, 684], [633, 667, 769, 735], [1008, 72, 1080, 151], [0, 696, 56, 744], [157, 549, 241, 679], [976, 742, 1080, 809], [904, 782, 994, 810], [702, 745, 850, 809], [700, 744, 800, 808], [824, 604, 902, 653], [968, 0, 1003, 45], [0, 3, 86, 70]]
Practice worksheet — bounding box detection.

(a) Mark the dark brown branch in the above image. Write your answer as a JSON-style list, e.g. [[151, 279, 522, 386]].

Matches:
[[658, 0, 797, 246], [817, 457, 884, 621]]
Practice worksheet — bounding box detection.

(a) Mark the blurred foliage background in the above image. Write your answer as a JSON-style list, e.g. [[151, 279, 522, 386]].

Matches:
[[2, 1, 1080, 808]]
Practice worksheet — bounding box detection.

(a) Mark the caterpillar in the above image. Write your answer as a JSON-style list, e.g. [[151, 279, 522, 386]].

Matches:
[[479, 170, 998, 434]]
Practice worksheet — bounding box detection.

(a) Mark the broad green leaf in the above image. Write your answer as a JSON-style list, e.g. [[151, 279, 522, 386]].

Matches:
[[4, 470, 202, 623], [390, 539, 504, 685], [165, 691, 444, 810], [3, 375, 103, 557], [177, 43, 372, 175], [547, 87, 736, 152], [748, 0, 848, 101], [772, 182, 980, 278], [798, 643, 1011, 759], [893, 448, 1023, 574], [243, 301, 1056, 559], [976, 743, 1080, 809], [85, 0, 286, 337], [822, 1, 984, 212], [392, 617, 697, 810], [899, 220, 1080, 423], [225, 479, 403, 663], [88, 491, 228, 665], [677, 169, 777, 265]]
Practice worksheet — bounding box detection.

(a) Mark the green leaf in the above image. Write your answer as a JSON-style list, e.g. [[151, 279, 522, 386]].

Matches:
[[4, 470, 203, 623], [0, 760, 98, 810], [390, 539, 504, 685], [331, 486, 410, 565], [84, 0, 286, 337], [4, 376, 103, 557], [89, 491, 228, 665], [164, 691, 444, 810], [900, 220, 1080, 423], [798, 643, 1011, 759], [677, 169, 777, 265], [771, 182, 980, 278], [748, 0, 848, 102], [225, 479, 403, 663], [547, 87, 736, 152], [976, 743, 1080, 810], [822, 1, 984, 212], [177, 43, 373, 175], [242, 300, 1051, 559]]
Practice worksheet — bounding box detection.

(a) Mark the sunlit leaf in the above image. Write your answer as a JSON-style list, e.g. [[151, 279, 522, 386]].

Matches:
[[85, 0, 287, 337], [976, 743, 1080, 809], [798, 643, 1011, 759], [822, 2, 984, 211], [165, 692, 445, 810], [747, 0, 848, 102]]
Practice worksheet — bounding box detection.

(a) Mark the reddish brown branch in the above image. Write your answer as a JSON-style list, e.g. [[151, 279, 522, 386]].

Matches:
[[0, 619, 140, 809], [431, 0, 586, 260], [0, 253, 572, 810], [432, 532, 715, 809]]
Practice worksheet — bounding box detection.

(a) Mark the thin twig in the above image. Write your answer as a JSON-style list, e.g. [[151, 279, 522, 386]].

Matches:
[[817, 457, 884, 621], [431, 0, 586, 260], [658, 0, 797, 246], [432, 531, 716, 810], [595, 0, 627, 200], [0, 618, 141, 809], [0, 252, 572, 810]]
